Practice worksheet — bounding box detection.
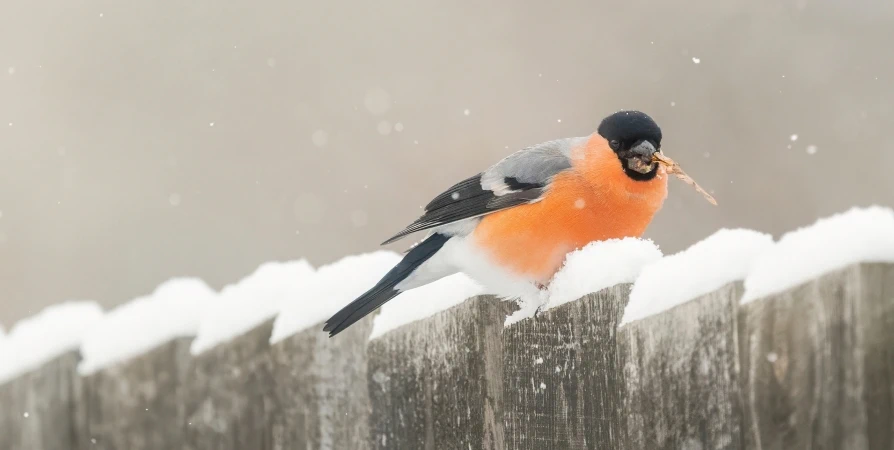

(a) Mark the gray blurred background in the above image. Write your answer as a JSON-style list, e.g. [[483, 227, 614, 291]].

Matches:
[[2, 0, 893, 325]]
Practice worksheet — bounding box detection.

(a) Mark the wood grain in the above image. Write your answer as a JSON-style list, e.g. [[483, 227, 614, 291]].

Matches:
[[738, 263, 894, 450], [0, 351, 83, 450], [80, 339, 193, 450], [269, 315, 374, 450], [367, 295, 513, 450], [502, 284, 629, 450], [618, 282, 743, 450], [182, 319, 277, 450]]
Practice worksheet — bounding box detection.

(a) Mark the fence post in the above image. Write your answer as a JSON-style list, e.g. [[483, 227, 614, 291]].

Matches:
[[268, 316, 374, 449], [79, 339, 193, 450], [367, 295, 513, 449], [617, 282, 743, 450], [182, 319, 278, 450], [738, 263, 894, 449], [501, 284, 629, 450], [0, 352, 83, 450]]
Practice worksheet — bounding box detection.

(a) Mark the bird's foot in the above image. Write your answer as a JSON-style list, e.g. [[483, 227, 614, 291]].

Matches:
[[532, 282, 549, 319], [534, 303, 546, 318]]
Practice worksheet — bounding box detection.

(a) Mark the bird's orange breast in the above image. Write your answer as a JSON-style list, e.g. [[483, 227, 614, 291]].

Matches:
[[472, 134, 668, 283]]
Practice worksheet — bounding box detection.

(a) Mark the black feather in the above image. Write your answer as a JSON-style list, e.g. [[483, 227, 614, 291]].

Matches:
[[323, 233, 450, 337], [424, 174, 486, 211], [381, 174, 544, 245], [503, 176, 542, 191]]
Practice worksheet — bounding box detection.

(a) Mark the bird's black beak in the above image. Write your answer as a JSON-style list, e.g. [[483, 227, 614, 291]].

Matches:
[[626, 140, 658, 174], [630, 140, 657, 158]]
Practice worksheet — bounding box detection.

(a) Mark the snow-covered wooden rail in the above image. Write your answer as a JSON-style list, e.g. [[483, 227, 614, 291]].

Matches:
[[1, 207, 893, 450]]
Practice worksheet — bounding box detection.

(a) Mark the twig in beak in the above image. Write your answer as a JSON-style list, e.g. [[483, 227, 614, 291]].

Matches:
[[652, 153, 718, 205]]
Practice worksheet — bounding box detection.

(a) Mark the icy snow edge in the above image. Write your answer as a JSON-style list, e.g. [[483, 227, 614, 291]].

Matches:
[[0, 301, 103, 384], [271, 251, 401, 344], [369, 273, 484, 340], [79, 278, 216, 375], [622, 229, 773, 325], [504, 238, 662, 325], [192, 259, 314, 355], [742, 206, 894, 303]]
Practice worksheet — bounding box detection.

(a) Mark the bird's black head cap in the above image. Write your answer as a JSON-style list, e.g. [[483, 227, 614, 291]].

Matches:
[[597, 110, 662, 148], [597, 110, 663, 181]]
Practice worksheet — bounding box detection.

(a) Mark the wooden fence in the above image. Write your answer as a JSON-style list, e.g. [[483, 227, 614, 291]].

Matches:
[[1, 262, 892, 450]]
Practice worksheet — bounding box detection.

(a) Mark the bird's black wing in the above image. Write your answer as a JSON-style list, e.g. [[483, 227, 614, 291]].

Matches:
[[380, 174, 542, 245]]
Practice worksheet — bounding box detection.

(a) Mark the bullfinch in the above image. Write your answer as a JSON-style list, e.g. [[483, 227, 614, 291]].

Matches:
[[325, 110, 668, 337]]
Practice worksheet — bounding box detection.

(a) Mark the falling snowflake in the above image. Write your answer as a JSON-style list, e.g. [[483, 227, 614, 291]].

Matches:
[[790, 134, 798, 141], [806, 145, 818, 155], [692, 57, 701, 64], [463, 109, 470, 116]]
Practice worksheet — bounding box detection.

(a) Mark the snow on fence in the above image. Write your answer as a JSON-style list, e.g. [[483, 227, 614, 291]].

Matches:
[[1, 206, 893, 450]]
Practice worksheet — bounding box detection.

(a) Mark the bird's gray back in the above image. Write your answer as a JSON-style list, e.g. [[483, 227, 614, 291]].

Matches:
[[481, 136, 588, 193]]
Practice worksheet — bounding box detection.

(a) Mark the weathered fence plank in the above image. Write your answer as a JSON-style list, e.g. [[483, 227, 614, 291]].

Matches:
[[80, 338, 193, 450], [269, 316, 374, 449], [367, 295, 513, 450], [738, 263, 894, 450], [183, 319, 278, 450], [0, 352, 83, 450], [4, 262, 894, 449], [502, 284, 629, 450], [618, 282, 743, 450]]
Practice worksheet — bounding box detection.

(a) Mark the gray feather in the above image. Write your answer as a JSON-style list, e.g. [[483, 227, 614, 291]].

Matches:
[[480, 137, 585, 194]]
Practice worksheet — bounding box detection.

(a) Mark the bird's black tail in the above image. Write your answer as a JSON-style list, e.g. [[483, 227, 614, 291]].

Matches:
[[323, 233, 450, 337]]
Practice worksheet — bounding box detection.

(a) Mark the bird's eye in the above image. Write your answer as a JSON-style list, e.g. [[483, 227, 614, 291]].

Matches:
[[609, 140, 620, 150]]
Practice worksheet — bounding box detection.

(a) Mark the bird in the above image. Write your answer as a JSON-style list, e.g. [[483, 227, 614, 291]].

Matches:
[[324, 110, 668, 337]]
